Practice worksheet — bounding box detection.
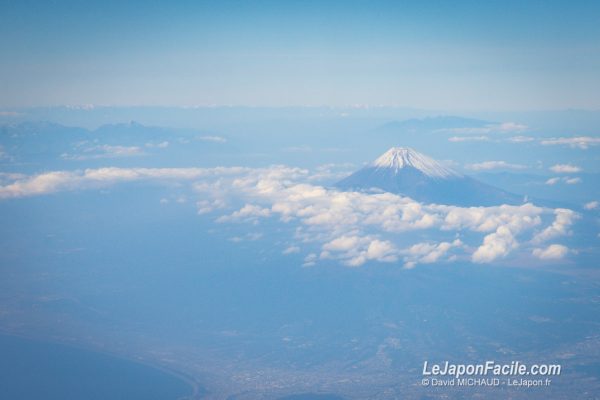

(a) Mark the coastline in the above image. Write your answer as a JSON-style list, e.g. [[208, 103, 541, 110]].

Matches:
[[0, 331, 205, 400]]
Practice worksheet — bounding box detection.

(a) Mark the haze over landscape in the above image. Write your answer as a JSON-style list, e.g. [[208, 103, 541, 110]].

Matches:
[[1, 1, 600, 399]]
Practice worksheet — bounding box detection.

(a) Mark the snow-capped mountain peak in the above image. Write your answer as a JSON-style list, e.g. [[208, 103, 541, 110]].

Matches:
[[336, 146, 521, 206], [372, 147, 460, 178]]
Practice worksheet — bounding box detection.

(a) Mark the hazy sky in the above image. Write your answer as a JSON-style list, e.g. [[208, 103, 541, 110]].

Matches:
[[1, 0, 599, 110]]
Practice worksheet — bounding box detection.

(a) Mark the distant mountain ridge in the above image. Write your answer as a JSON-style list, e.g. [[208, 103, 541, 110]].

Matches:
[[336, 147, 523, 206]]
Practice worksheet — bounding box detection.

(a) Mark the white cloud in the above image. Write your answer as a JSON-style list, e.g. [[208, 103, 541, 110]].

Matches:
[[307, 163, 355, 182], [442, 122, 528, 135], [0, 111, 22, 117], [439, 204, 546, 264], [303, 253, 317, 267], [282, 246, 300, 255], [584, 201, 598, 210], [221, 168, 576, 266], [0, 171, 79, 198], [546, 176, 582, 185], [448, 136, 490, 142], [532, 208, 578, 244], [441, 203, 543, 233], [549, 164, 581, 173], [217, 204, 271, 223], [323, 235, 363, 252], [465, 161, 527, 171], [98, 145, 143, 157], [228, 233, 262, 243], [198, 135, 227, 143], [145, 141, 170, 148], [222, 170, 560, 266], [532, 244, 569, 260], [62, 144, 144, 160], [197, 199, 227, 215], [0, 164, 577, 268], [495, 122, 528, 133], [507, 136, 535, 143], [541, 137, 600, 149], [472, 226, 518, 263], [402, 239, 462, 268], [0, 166, 249, 199], [321, 235, 398, 267]]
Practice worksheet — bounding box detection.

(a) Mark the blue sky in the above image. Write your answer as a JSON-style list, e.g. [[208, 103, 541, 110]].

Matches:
[[1, 0, 599, 109]]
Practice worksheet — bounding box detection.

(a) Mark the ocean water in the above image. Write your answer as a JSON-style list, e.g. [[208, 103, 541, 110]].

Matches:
[[0, 335, 192, 400]]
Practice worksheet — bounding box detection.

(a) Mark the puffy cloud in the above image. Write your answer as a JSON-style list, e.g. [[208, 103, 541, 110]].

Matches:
[[541, 137, 600, 149], [495, 122, 528, 133], [507, 136, 535, 143], [307, 163, 355, 182], [472, 226, 518, 263], [219, 167, 574, 266], [546, 176, 582, 185], [549, 164, 581, 173], [402, 239, 462, 268], [198, 135, 227, 143], [532, 244, 569, 260], [441, 203, 543, 233], [0, 171, 80, 198], [197, 199, 227, 215], [303, 253, 318, 267], [0, 164, 577, 268], [532, 209, 578, 244], [0, 166, 250, 199], [282, 246, 300, 255], [103, 146, 141, 156], [441, 204, 545, 264], [323, 235, 363, 252], [448, 136, 490, 142], [584, 201, 599, 210], [228, 233, 262, 242], [217, 204, 271, 223], [223, 169, 563, 266], [321, 235, 398, 267], [465, 161, 527, 171]]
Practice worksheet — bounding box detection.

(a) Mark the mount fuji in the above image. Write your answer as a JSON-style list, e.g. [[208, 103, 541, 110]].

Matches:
[[336, 147, 523, 206]]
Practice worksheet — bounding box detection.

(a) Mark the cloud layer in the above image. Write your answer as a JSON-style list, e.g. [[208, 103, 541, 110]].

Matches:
[[549, 164, 581, 173], [541, 137, 600, 149], [532, 244, 569, 260], [0, 165, 578, 268], [465, 161, 527, 171]]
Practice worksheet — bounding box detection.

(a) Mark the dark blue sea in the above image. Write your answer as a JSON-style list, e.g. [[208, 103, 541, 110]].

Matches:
[[0, 334, 193, 400]]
